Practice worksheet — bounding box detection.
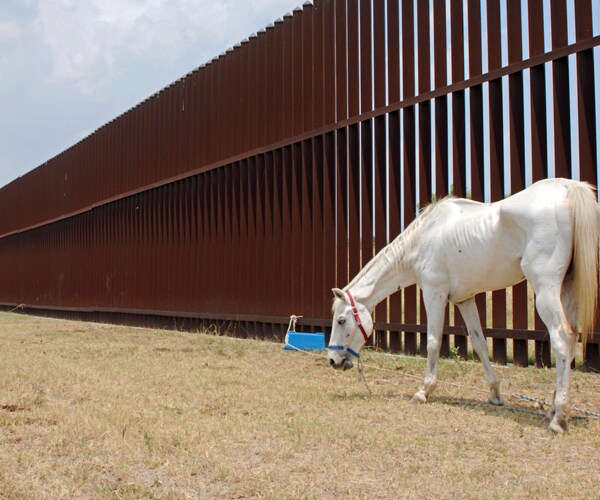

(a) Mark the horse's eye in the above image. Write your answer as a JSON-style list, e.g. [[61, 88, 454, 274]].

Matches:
[[337, 318, 346, 325]]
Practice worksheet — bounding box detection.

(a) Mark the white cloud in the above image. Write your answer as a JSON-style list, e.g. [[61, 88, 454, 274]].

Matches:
[[0, 20, 23, 42], [32, 0, 236, 94]]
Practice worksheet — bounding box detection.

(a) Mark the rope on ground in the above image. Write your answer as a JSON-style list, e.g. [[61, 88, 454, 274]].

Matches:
[[283, 341, 600, 420], [3, 304, 24, 313]]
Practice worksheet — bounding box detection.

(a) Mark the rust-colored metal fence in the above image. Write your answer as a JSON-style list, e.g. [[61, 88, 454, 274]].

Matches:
[[1, 0, 599, 370]]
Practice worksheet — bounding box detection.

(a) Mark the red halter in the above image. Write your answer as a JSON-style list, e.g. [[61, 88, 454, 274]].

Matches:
[[345, 290, 369, 342]]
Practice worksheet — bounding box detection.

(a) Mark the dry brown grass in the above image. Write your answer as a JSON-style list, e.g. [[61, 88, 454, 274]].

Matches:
[[1, 312, 599, 499]]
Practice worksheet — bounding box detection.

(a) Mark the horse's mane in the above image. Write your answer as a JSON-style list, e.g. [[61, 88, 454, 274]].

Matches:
[[387, 195, 454, 267], [332, 195, 453, 313]]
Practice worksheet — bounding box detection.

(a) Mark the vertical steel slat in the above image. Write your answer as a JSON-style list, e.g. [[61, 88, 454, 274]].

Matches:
[[373, 129, 387, 350], [417, 0, 430, 96], [322, 0, 336, 127], [468, 0, 484, 200], [302, 3, 314, 135], [528, 2, 552, 367], [574, 0, 600, 370], [450, 8, 467, 366], [281, 147, 293, 320], [215, 168, 225, 314], [347, 124, 361, 280], [387, 0, 402, 353], [433, 0, 448, 197], [217, 56, 227, 164], [313, 0, 324, 131], [387, 110, 402, 353], [247, 158, 258, 326], [360, 117, 374, 344], [238, 41, 249, 158], [335, 0, 348, 122], [223, 166, 233, 314], [528, 0, 548, 180], [336, 128, 349, 287], [576, 53, 597, 185], [310, 137, 324, 320], [334, 0, 348, 304], [466, 0, 488, 349], [273, 18, 285, 144], [373, 0, 385, 109], [198, 173, 208, 312], [486, 0, 507, 365], [416, 0, 432, 356], [347, 0, 360, 118], [141, 189, 152, 310], [322, 132, 337, 325], [387, 0, 400, 105], [292, 8, 304, 138], [166, 184, 176, 311], [184, 72, 194, 174], [433, 0, 450, 357], [186, 177, 195, 313], [550, 0, 571, 181], [552, 56, 572, 179], [207, 61, 217, 165], [221, 53, 231, 166], [205, 172, 216, 312], [372, 0, 387, 350], [237, 161, 248, 317], [291, 144, 304, 314], [130, 193, 139, 310], [262, 153, 275, 336], [229, 162, 240, 319], [253, 157, 265, 336], [433, 0, 446, 91], [272, 149, 285, 320], [360, 0, 372, 114], [283, 13, 294, 141], [257, 31, 267, 150], [505, 0, 529, 367], [402, 0, 415, 100], [402, 0, 417, 355], [192, 174, 202, 312], [265, 24, 276, 147], [300, 23, 316, 316]]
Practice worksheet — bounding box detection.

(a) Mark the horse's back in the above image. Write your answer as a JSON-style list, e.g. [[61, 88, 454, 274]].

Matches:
[[499, 178, 583, 225]]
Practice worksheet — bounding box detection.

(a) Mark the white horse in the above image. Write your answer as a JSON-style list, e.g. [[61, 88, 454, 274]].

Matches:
[[328, 178, 599, 433]]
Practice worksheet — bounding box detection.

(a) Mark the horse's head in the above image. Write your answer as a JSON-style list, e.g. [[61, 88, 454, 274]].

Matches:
[[328, 288, 373, 370]]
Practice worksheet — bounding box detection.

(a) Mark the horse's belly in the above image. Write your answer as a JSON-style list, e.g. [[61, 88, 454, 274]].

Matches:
[[446, 250, 525, 303]]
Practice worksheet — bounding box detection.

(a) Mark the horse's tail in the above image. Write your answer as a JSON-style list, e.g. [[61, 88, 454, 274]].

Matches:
[[568, 182, 600, 347]]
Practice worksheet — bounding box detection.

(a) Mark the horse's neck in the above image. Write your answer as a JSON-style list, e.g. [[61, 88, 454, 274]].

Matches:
[[345, 242, 416, 312]]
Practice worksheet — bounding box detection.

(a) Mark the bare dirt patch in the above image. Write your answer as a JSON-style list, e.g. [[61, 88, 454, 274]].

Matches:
[[0, 312, 599, 498]]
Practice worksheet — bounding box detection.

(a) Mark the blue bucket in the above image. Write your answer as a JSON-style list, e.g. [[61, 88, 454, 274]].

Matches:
[[284, 331, 326, 351]]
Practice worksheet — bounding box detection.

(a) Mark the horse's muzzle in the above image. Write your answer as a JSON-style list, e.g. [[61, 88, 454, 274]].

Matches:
[[328, 356, 354, 371]]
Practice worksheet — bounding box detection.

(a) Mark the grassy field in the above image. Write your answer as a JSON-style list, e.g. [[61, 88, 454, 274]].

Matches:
[[0, 312, 599, 499]]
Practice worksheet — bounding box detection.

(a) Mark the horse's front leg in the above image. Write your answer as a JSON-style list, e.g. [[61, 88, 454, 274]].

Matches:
[[457, 298, 504, 405], [410, 289, 447, 404]]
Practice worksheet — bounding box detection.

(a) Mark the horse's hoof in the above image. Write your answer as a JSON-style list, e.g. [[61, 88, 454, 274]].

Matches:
[[488, 394, 505, 406], [548, 418, 568, 434], [410, 392, 427, 404]]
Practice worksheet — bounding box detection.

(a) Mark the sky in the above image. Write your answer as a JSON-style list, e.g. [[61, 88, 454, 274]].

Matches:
[[0, 0, 303, 189]]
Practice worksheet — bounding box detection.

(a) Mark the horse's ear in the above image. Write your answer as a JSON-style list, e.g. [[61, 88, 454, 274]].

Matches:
[[332, 288, 346, 302]]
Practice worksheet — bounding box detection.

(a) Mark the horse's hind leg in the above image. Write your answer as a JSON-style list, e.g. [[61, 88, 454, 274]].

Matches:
[[534, 285, 577, 433], [457, 298, 504, 405]]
